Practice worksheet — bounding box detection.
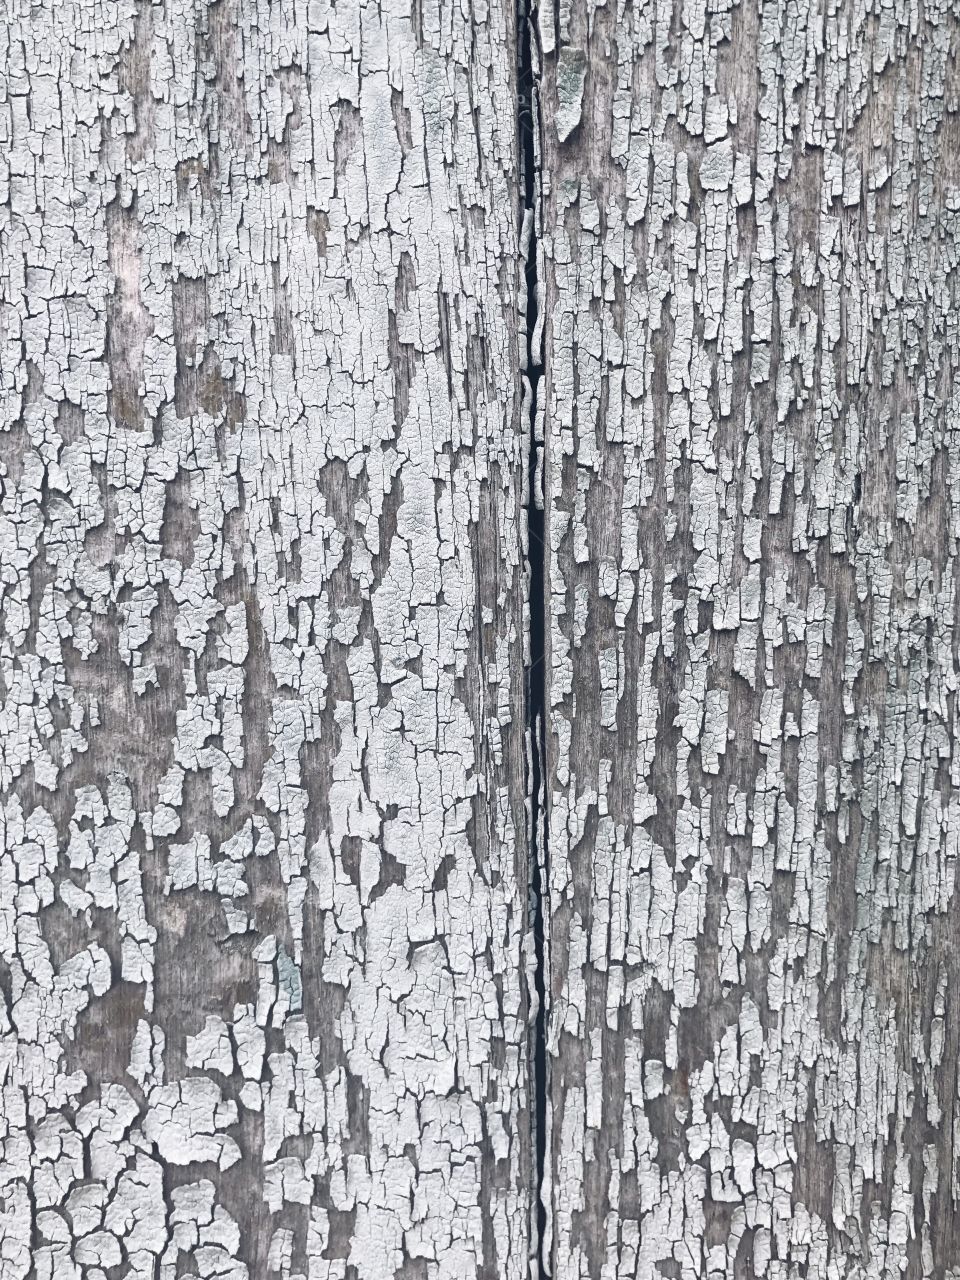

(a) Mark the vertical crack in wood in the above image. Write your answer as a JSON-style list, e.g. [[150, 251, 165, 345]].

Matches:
[[519, 3, 550, 1276]]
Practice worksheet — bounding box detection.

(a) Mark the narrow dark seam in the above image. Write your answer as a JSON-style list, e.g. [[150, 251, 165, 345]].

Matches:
[[518, 4, 550, 1276]]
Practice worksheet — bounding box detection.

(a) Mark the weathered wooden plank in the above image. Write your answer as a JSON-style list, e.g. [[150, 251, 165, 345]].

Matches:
[[0, 2, 532, 1276], [8, 0, 960, 1272], [537, 0, 960, 1273]]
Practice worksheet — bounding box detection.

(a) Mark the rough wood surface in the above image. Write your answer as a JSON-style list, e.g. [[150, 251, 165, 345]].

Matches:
[[0, 2, 532, 1277], [5, 0, 960, 1275], [538, 0, 960, 1274]]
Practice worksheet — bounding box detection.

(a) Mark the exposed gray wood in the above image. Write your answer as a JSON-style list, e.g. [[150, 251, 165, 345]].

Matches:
[[538, 0, 960, 1274], [0, 2, 532, 1276]]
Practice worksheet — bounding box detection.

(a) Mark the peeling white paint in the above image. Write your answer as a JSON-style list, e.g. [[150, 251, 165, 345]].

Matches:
[[540, 0, 960, 1270], [4, 0, 959, 1273]]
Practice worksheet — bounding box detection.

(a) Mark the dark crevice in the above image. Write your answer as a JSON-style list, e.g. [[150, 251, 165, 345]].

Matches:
[[519, 1, 550, 1277]]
